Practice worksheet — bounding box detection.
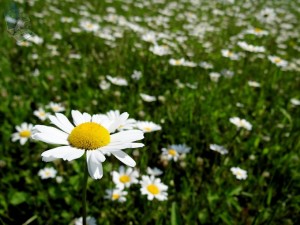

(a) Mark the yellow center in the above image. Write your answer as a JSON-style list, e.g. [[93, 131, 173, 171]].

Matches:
[[68, 122, 110, 150], [274, 58, 282, 63], [175, 60, 182, 65], [254, 28, 262, 33], [19, 130, 31, 138], [168, 149, 177, 156], [86, 23, 94, 29], [147, 184, 160, 195], [144, 127, 152, 132], [227, 51, 233, 56], [119, 175, 130, 183], [112, 193, 120, 200]]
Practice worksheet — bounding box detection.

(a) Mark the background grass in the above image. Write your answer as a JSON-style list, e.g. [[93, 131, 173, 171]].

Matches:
[[0, 0, 299, 224]]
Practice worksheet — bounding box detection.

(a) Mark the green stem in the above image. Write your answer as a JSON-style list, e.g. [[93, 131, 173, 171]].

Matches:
[[82, 151, 88, 225]]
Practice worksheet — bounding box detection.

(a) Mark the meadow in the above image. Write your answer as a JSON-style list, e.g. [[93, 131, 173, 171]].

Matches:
[[0, 0, 300, 224]]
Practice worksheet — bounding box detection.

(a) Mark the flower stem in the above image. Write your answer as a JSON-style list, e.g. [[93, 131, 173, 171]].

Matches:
[[82, 151, 88, 225]]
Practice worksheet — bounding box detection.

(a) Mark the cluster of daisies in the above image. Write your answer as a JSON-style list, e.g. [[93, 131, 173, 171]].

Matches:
[[105, 166, 168, 202]]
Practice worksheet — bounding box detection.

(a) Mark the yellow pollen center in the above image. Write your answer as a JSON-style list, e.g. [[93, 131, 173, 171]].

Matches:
[[175, 60, 182, 65], [68, 122, 110, 150], [86, 23, 93, 29], [112, 193, 120, 200], [254, 28, 262, 33], [227, 51, 233, 56], [119, 175, 130, 183], [168, 149, 177, 156], [147, 184, 160, 195], [274, 58, 282, 63], [144, 127, 152, 132], [20, 130, 31, 138]]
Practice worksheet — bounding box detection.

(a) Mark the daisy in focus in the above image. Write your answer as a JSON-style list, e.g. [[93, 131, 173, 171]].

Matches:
[[104, 188, 128, 202], [11, 122, 34, 145], [32, 110, 144, 179], [161, 144, 191, 161], [229, 117, 252, 131], [112, 166, 139, 189], [230, 167, 248, 180], [38, 167, 57, 179], [140, 175, 168, 201]]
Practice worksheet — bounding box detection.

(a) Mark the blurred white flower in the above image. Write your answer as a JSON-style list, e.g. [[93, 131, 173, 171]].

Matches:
[[135, 121, 162, 133], [229, 117, 252, 131], [147, 167, 163, 176], [106, 75, 128, 86], [11, 122, 34, 145], [209, 144, 228, 155], [38, 167, 57, 179], [140, 93, 157, 102], [140, 175, 168, 201], [230, 167, 247, 180], [104, 188, 128, 202]]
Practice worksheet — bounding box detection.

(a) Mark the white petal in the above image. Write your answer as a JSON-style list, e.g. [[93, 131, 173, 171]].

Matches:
[[82, 112, 92, 122], [33, 125, 69, 139], [110, 130, 144, 143], [112, 150, 136, 167], [42, 156, 57, 162], [20, 138, 27, 145], [87, 150, 106, 162], [48, 115, 71, 134], [32, 133, 68, 145], [41, 146, 81, 161], [55, 113, 74, 133], [87, 151, 104, 179], [71, 110, 86, 126]]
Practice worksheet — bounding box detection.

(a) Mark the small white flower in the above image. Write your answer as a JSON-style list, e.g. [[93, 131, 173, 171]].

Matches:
[[149, 45, 172, 56], [34, 108, 50, 121], [248, 81, 261, 88], [209, 72, 221, 82], [238, 41, 265, 53], [11, 122, 34, 145], [169, 58, 185, 66], [140, 93, 157, 102], [291, 98, 300, 106], [209, 144, 228, 155], [106, 75, 128, 86], [140, 175, 168, 201], [135, 121, 162, 133], [112, 166, 139, 189], [38, 167, 57, 179], [99, 79, 111, 90], [147, 167, 163, 176], [47, 102, 65, 113], [268, 56, 288, 67], [104, 188, 128, 202], [161, 144, 191, 161], [131, 70, 142, 80], [56, 176, 63, 183], [230, 167, 247, 180], [229, 117, 252, 131], [221, 49, 240, 60], [79, 20, 100, 32]]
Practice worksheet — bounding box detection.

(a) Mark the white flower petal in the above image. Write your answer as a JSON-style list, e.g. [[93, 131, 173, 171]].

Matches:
[[33, 125, 69, 139], [55, 113, 74, 133], [71, 110, 86, 126], [82, 112, 92, 122], [48, 115, 70, 134], [41, 146, 80, 161], [87, 151, 104, 179], [112, 150, 136, 167], [32, 133, 68, 145], [110, 130, 144, 143]]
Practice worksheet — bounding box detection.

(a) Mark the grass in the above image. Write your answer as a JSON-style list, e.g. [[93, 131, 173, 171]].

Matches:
[[0, 0, 299, 224]]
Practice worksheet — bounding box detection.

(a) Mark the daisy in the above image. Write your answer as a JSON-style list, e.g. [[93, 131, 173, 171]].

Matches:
[[105, 188, 128, 202], [149, 44, 172, 56], [221, 49, 240, 60], [38, 167, 57, 179], [161, 144, 191, 161], [74, 216, 97, 225], [237, 41, 265, 53], [112, 166, 139, 189], [246, 27, 269, 37], [147, 167, 163, 176], [209, 144, 228, 155], [11, 122, 34, 145], [268, 56, 288, 67], [131, 70, 142, 80], [140, 175, 168, 201], [209, 72, 221, 82], [99, 79, 111, 90], [105, 110, 136, 131], [169, 58, 185, 66], [47, 102, 65, 113], [106, 75, 128, 86], [34, 107, 50, 121], [79, 19, 100, 32], [32, 110, 144, 179], [140, 93, 157, 102], [248, 81, 261, 88], [230, 167, 248, 180], [135, 121, 162, 133], [229, 117, 252, 131]]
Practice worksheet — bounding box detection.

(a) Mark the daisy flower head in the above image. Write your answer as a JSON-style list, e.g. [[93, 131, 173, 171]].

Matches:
[[11, 122, 34, 145], [135, 121, 162, 133], [34, 107, 50, 121], [229, 117, 252, 131], [79, 19, 100, 32], [230, 167, 247, 180], [74, 216, 97, 225], [105, 110, 137, 131], [161, 144, 191, 162], [112, 165, 139, 189], [140, 93, 157, 102], [47, 101, 65, 113], [32, 110, 144, 179], [38, 167, 57, 179], [147, 167, 163, 176], [105, 188, 128, 202], [221, 49, 240, 60], [209, 144, 228, 155], [268, 55, 288, 67], [106, 75, 128, 86], [140, 175, 168, 201]]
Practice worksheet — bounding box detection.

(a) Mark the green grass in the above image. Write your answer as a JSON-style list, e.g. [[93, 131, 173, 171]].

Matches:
[[0, 0, 299, 224]]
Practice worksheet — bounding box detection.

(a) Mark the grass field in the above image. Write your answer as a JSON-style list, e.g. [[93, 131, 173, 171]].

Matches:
[[0, 0, 300, 224]]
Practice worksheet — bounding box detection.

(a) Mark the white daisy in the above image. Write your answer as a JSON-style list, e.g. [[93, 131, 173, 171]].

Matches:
[[32, 110, 144, 179], [209, 144, 228, 155], [248, 81, 261, 88], [34, 107, 50, 121], [268, 56, 288, 67], [112, 166, 139, 189], [209, 72, 221, 82], [230, 167, 248, 180], [140, 175, 168, 201], [146, 167, 163, 176], [104, 188, 128, 202], [106, 75, 128, 86], [169, 58, 185, 66], [221, 49, 240, 60], [105, 110, 136, 131], [47, 102, 65, 113], [140, 93, 157, 102], [79, 20, 100, 32], [229, 117, 252, 131], [135, 121, 162, 133], [11, 122, 34, 145], [161, 144, 191, 161], [38, 167, 57, 179]]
